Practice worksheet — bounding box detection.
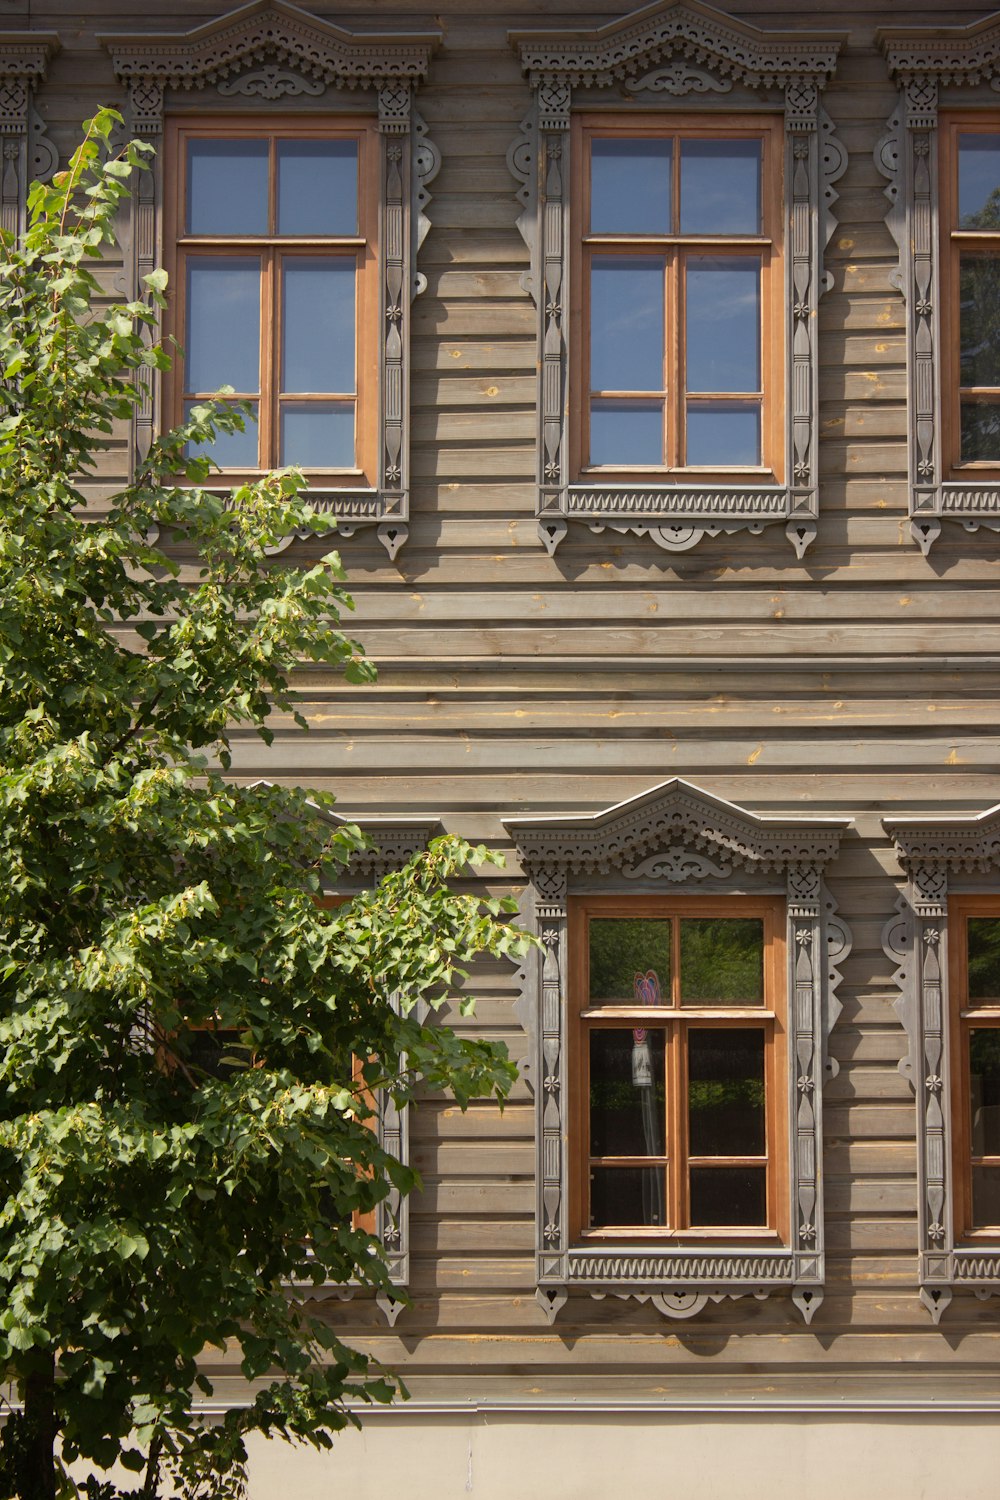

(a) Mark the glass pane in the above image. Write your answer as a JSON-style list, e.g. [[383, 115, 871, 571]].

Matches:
[[688, 1028, 765, 1156], [680, 918, 764, 1006], [590, 138, 672, 235], [969, 1029, 1000, 1157], [680, 139, 761, 235], [686, 402, 760, 466], [187, 140, 268, 235], [589, 400, 663, 466], [689, 1166, 766, 1226], [958, 135, 1000, 229], [282, 259, 355, 394], [184, 400, 258, 469], [590, 1165, 667, 1228], [590, 256, 664, 393], [686, 257, 760, 393], [589, 1028, 666, 1158], [280, 403, 355, 468], [184, 1028, 250, 1080], [969, 918, 1000, 1003], [960, 400, 1000, 462], [589, 919, 670, 1005], [185, 258, 260, 394], [277, 140, 359, 235], [959, 254, 1000, 388]]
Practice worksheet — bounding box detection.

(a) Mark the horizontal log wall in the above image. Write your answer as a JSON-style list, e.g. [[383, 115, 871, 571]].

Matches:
[[18, 0, 1000, 1404]]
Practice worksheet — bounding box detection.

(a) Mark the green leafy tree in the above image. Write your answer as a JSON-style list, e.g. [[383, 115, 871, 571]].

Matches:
[[0, 112, 529, 1500]]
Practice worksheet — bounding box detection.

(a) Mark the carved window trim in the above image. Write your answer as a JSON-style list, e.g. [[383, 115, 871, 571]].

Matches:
[[507, 0, 845, 559], [100, 0, 442, 561], [0, 33, 60, 239], [877, 15, 1000, 554], [505, 779, 851, 1326], [287, 811, 441, 1327], [882, 805, 1000, 1323]]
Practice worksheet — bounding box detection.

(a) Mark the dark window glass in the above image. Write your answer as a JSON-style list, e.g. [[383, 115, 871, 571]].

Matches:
[[680, 139, 761, 235], [969, 1028, 1000, 1158], [590, 139, 672, 235], [687, 1028, 765, 1156], [689, 1166, 766, 1226], [183, 1028, 250, 1080], [589, 919, 671, 1005], [959, 253, 1000, 389], [590, 1165, 667, 1228], [680, 918, 764, 1006], [184, 400, 258, 468], [958, 135, 1000, 229], [185, 258, 261, 394], [968, 918, 1000, 1003], [589, 400, 663, 466], [279, 404, 355, 468], [187, 140, 269, 235], [960, 399, 1000, 462], [589, 1028, 666, 1157], [282, 259, 355, 394]]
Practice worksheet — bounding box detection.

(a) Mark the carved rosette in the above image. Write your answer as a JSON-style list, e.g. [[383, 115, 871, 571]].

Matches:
[[878, 16, 1000, 552], [0, 37, 60, 240], [506, 779, 850, 1325], [508, 0, 845, 559], [101, 3, 441, 557], [883, 804, 1000, 1321]]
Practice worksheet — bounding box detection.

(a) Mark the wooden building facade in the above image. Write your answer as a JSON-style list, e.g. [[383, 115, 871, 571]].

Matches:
[[5, 0, 1000, 1492]]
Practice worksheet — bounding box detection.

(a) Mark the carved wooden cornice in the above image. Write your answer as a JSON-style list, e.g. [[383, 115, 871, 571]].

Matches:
[[0, 32, 60, 239], [878, 10, 1000, 87], [0, 34, 60, 90], [510, 0, 843, 91], [505, 778, 848, 882], [883, 805, 1000, 875], [100, 0, 439, 93]]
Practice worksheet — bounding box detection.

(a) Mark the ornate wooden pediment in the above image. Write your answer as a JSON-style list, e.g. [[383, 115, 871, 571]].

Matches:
[[510, 0, 843, 96], [100, 0, 439, 96], [879, 9, 1000, 86], [884, 804, 1000, 877], [505, 777, 848, 885]]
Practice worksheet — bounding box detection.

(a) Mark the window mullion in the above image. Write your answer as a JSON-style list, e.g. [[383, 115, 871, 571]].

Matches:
[[261, 248, 277, 470]]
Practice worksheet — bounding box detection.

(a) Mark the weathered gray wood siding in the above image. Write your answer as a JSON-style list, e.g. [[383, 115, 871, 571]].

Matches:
[[17, 0, 1000, 1403]]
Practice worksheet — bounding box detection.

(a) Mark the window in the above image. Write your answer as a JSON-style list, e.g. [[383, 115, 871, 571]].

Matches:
[[941, 122, 1000, 475], [509, 0, 844, 558], [571, 896, 786, 1242], [102, 1, 442, 558], [950, 899, 1000, 1241], [882, 806, 1000, 1322], [878, 19, 1000, 551], [573, 118, 783, 482], [506, 780, 850, 1325], [166, 118, 378, 484]]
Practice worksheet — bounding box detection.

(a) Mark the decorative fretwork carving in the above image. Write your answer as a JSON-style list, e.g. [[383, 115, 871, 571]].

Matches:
[[508, 0, 845, 557], [884, 804, 1000, 1317], [877, 14, 1000, 550], [0, 35, 59, 240], [506, 780, 850, 1321], [101, 1, 441, 558]]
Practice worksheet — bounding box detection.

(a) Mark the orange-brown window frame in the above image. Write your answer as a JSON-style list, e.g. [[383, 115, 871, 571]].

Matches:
[[164, 115, 379, 487], [569, 113, 785, 487], [948, 895, 1000, 1241], [940, 117, 1000, 482], [568, 893, 788, 1245]]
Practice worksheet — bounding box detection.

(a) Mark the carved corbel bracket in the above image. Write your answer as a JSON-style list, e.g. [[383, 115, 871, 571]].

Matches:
[[0, 35, 60, 240]]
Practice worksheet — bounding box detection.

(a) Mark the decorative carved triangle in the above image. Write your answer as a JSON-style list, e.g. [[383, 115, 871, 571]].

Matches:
[[510, 0, 843, 91], [100, 0, 439, 91], [505, 777, 848, 880]]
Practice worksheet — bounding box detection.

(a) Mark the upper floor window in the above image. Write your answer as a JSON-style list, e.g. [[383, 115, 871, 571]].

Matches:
[[574, 118, 783, 483], [166, 118, 377, 484], [941, 121, 1000, 475]]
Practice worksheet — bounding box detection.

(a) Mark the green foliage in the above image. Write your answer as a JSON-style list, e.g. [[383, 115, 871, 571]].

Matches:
[[0, 111, 531, 1500]]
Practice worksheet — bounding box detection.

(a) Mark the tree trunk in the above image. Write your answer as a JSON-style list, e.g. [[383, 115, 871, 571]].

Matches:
[[19, 1359, 57, 1500]]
